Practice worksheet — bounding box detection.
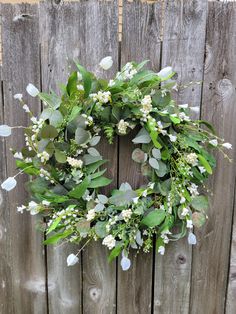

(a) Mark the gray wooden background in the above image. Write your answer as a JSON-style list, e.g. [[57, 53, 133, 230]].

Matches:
[[0, 1, 236, 313]]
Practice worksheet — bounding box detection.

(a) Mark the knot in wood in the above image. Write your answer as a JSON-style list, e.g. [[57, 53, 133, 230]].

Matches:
[[216, 78, 233, 101], [89, 287, 101, 302], [176, 254, 186, 265]]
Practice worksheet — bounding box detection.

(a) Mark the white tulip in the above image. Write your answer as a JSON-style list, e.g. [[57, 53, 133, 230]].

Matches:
[[0, 124, 12, 137], [28, 201, 39, 215], [178, 104, 188, 109], [190, 106, 200, 113], [209, 139, 218, 147], [99, 56, 113, 70], [121, 256, 131, 271], [188, 232, 197, 245], [14, 93, 23, 101], [157, 66, 173, 80], [1, 177, 17, 191], [222, 142, 232, 149], [23, 104, 30, 113], [26, 83, 39, 97], [67, 253, 79, 266], [14, 152, 23, 159]]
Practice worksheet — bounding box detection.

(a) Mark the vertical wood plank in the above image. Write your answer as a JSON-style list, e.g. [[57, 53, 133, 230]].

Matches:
[[154, 1, 208, 313], [39, 2, 84, 313], [40, 1, 119, 313], [1, 4, 47, 314], [80, 1, 119, 313], [118, 1, 162, 313], [191, 3, 236, 314]]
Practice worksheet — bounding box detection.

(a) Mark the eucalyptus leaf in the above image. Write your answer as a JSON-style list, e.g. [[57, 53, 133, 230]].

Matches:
[[75, 127, 90, 145], [149, 158, 159, 170], [141, 210, 166, 227], [132, 128, 151, 144]]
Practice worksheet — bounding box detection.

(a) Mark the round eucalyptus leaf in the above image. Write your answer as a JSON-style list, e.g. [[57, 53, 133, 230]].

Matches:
[[149, 158, 159, 170], [132, 148, 147, 163], [75, 127, 90, 145]]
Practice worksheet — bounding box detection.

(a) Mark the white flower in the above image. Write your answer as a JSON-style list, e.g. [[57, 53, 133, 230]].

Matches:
[[140, 95, 152, 117], [77, 71, 83, 81], [86, 209, 96, 221], [158, 246, 165, 255], [1, 177, 17, 191], [157, 66, 173, 80], [179, 112, 191, 121], [181, 207, 189, 216], [188, 232, 197, 245], [28, 201, 39, 215], [121, 208, 132, 222], [67, 253, 79, 266], [121, 255, 131, 271], [169, 134, 177, 142], [67, 157, 83, 168], [186, 153, 198, 166], [26, 83, 39, 97], [37, 151, 50, 163], [132, 197, 139, 204], [187, 183, 199, 196], [108, 79, 115, 87], [14, 152, 23, 159], [180, 196, 186, 204], [190, 106, 200, 113], [102, 235, 116, 250], [178, 104, 188, 109], [99, 56, 113, 70], [91, 91, 111, 104], [77, 84, 84, 91], [22, 104, 30, 113], [222, 142, 232, 149], [186, 219, 193, 229], [17, 205, 26, 214], [14, 93, 23, 101], [117, 119, 129, 135], [209, 139, 218, 147], [42, 200, 50, 206], [0, 125, 12, 137], [198, 166, 206, 174]]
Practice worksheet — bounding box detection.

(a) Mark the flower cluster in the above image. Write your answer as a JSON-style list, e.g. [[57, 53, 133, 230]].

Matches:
[[0, 57, 232, 271]]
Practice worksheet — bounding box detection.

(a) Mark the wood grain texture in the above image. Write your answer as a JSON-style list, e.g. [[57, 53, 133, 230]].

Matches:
[[1, 4, 47, 314], [117, 1, 162, 313], [78, 1, 119, 313], [190, 3, 236, 314], [154, 1, 208, 313]]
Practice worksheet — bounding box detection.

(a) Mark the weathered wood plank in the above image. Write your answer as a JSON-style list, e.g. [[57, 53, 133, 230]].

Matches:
[[79, 1, 119, 313], [1, 4, 47, 314], [39, 1, 118, 313], [117, 1, 162, 313], [191, 3, 236, 314], [154, 1, 208, 313], [39, 2, 84, 313]]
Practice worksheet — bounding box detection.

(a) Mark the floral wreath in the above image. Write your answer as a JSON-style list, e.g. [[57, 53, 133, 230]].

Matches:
[[0, 57, 232, 271]]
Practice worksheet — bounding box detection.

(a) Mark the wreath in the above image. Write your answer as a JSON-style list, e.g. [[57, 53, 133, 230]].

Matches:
[[0, 57, 232, 271]]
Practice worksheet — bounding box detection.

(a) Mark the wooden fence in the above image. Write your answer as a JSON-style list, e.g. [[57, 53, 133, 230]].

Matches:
[[0, 1, 236, 313]]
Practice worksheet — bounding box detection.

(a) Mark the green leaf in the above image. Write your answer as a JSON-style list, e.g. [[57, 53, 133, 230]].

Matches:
[[89, 168, 107, 179], [44, 229, 73, 245], [83, 154, 102, 165], [95, 221, 107, 238], [46, 216, 62, 234], [68, 177, 91, 199], [68, 106, 82, 122], [132, 148, 147, 163], [67, 71, 78, 96], [192, 212, 206, 228], [109, 190, 137, 206], [198, 154, 212, 174], [55, 149, 67, 163], [75, 127, 90, 145], [41, 108, 63, 127], [197, 120, 216, 134], [76, 63, 92, 98], [108, 245, 122, 262], [170, 115, 181, 124], [155, 161, 168, 177], [88, 176, 112, 188], [149, 158, 159, 170], [141, 210, 166, 227], [77, 220, 90, 237], [16, 160, 39, 175], [152, 148, 161, 159], [39, 92, 61, 109], [191, 195, 209, 211], [86, 159, 107, 174], [41, 125, 58, 139], [132, 128, 151, 144]]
